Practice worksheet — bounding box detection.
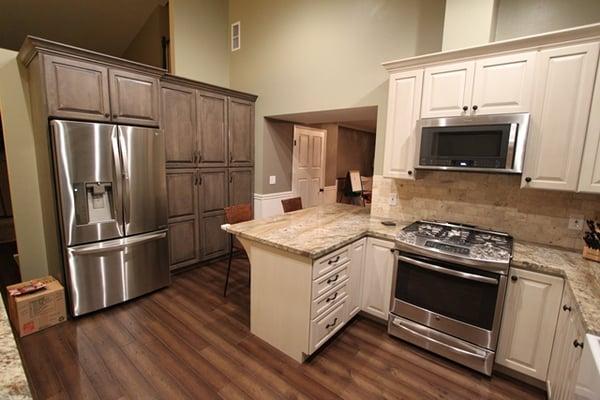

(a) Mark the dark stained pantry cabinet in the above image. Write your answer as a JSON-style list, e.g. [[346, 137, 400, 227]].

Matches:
[[161, 75, 256, 270]]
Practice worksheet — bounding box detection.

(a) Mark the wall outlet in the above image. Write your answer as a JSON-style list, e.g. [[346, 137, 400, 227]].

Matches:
[[568, 215, 584, 231], [269, 175, 276, 185], [389, 193, 398, 206]]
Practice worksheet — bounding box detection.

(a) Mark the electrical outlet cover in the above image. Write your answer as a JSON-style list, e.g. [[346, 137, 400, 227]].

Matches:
[[568, 216, 584, 231], [269, 175, 276, 185]]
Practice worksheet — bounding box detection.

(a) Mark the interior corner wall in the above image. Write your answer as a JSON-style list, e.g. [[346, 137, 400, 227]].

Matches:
[[229, 0, 446, 195], [0, 49, 50, 280], [121, 5, 169, 69], [169, 0, 230, 86], [495, 0, 600, 41]]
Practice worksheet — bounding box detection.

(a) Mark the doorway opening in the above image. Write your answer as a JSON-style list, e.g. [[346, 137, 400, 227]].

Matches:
[[269, 105, 377, 209]]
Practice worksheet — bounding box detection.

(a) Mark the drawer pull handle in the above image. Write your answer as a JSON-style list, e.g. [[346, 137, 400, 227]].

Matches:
[[563, 304, 572, 312], [573, 340, 584, 349], [326, 318, 338, 329], [325, 292, 338, 303], [328, 256, 340, 265], [327, 274, 339, 284]]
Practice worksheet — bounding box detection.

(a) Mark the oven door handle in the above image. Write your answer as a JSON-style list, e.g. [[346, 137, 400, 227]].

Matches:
[[397, 255, 498, 285]]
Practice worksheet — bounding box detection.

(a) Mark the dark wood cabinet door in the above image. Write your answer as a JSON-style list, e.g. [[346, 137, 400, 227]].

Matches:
[[228, 98, 254, 166], [162, 84, 197, 167], [197, 91, 228, 166], [109, 69, 160, 126], [43, 54, 111, 121], [201, 213, 229, 260], [198, 168, 227, 215], [168, 219, 200, 269], [166, 169, 200, 270], [228, 167, 254, 208]]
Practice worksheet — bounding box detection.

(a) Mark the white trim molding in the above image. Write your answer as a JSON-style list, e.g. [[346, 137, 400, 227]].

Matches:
[[253, 191, 295, 219]]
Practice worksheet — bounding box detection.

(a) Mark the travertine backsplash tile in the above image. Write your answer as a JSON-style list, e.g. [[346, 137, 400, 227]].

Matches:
[[371, 172, 600, 250]]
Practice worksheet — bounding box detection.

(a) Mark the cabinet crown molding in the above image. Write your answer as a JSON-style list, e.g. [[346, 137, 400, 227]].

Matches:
[[382, 22, 600, 72], [18, 36, 166, 76], [162, 74, 258, 102]]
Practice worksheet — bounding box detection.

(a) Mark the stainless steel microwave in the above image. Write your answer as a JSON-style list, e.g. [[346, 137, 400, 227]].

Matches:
[[415, 113, 529, 174]]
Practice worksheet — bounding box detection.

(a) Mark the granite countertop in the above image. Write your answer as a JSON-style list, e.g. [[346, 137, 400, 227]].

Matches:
[[0, 296, 32, 399], [228, 203, 600, 335]]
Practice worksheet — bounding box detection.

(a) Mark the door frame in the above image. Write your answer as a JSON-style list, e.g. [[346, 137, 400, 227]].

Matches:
[[291, 125, 327, 205]]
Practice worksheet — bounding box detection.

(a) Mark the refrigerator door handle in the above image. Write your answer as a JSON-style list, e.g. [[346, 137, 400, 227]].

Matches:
[[118, 128, 131, 230], [69, 230, 168, 256], [110, 129, 125, 235]]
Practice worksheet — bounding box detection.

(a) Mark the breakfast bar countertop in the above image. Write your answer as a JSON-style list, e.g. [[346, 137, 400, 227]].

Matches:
[[227, 203, 600, 335]]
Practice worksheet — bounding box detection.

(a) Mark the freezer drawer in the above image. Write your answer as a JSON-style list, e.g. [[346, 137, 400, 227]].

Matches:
[[66, 230, 169, 316]]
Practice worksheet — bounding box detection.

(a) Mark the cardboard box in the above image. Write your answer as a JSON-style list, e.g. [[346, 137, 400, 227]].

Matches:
[[7, 276, 67, 337]]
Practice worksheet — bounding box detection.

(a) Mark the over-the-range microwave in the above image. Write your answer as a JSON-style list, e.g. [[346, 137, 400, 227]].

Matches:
[[415, 113, 529, 174]]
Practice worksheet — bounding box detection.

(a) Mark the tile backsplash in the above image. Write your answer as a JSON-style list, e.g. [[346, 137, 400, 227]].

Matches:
[[371, 172, 600, 250]]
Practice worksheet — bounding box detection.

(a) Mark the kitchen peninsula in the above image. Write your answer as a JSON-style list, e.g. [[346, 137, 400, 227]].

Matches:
[[226, 203, 600, 368]]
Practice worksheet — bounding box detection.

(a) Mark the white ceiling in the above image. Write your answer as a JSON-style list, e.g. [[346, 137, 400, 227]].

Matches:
[[0, 0, 163, 56], [269, 106, 378, 133]]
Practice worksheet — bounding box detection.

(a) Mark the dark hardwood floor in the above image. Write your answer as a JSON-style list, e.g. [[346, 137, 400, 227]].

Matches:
[[17, 258, 545, 400]]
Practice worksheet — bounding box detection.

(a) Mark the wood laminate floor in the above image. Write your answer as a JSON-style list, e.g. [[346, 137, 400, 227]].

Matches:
[[17, 257, 545, 400]]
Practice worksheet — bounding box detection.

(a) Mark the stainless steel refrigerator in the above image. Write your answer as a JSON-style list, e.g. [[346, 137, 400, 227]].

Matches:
[[51, 120, 169, 316]]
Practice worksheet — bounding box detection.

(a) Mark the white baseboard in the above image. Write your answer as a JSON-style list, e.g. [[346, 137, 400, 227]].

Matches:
[[253, 191, 295, 219]]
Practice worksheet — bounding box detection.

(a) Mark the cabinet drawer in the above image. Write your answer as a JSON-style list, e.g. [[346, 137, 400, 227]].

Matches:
[[311, 281, 348, 319], [313, 246, 350, 279], [312, 263, 349, 300], [310, 299, 346, 352]]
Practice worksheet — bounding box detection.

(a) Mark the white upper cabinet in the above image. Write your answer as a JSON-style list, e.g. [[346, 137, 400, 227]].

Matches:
[[471, 52, 536, 115], [521, 42, 600, 191], [578, 59, 600, 193], [421, 61, 474, 118], [383, 69, 423, 179], [496, 268, 564, 381]]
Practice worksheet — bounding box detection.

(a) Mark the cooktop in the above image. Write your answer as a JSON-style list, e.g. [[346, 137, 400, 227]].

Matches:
[[395, 220, 513, 273]]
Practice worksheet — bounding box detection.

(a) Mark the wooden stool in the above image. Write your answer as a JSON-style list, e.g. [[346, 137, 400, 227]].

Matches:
[[223, 203, 253, 296]]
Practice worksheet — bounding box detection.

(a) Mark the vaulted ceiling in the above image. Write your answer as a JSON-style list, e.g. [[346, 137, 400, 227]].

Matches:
[[0, 0, 164, 56]]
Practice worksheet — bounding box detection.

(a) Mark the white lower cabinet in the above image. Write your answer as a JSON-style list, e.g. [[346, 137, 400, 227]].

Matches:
[[347, 238, 366, 318], [547, 287, 586, 400], [360, 238, 395, 320], [496, 268, 564, 381]]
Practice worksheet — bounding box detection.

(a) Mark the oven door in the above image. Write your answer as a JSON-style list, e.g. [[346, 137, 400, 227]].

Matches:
[[391, 252, 507, 350]]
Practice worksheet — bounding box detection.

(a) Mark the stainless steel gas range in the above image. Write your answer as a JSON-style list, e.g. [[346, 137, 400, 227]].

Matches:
[[388, 220, 513, 376]]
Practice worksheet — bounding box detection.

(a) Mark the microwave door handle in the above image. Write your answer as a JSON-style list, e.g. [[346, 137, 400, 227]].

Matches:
[[110, 128, 124, 235], [505, 122, 518, 169], [397, 255, 498, 285]]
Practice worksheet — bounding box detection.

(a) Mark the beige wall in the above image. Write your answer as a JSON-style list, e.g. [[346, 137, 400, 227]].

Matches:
[[372, 173, 599, 251], [122, 5, 169, 68], [0, 49, 50, 280], [443, 0, 497, 50], [169, 0, 230, 86], [495, 0, 600, 40], [229, 0, 446, 194]]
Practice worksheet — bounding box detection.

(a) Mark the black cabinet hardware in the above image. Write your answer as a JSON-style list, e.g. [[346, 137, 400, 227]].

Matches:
[[325, 292, 338, 303], [573, 339, 584, 349], [511, 275, 518, 282], [525, 177, 532, 183], [462, 106, 468, 111], [563, 304, 572, 312], [328, 256, 340, 265], [472, 105, 478, 111], [327, 274, 339, 284], [326, 318, 338, 329]]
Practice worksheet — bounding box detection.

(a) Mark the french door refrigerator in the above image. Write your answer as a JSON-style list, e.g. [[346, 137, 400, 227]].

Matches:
[[51, 120, 169, 316]]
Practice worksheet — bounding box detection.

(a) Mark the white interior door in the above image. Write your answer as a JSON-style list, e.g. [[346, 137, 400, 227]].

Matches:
[[292, 125, 326, 208]]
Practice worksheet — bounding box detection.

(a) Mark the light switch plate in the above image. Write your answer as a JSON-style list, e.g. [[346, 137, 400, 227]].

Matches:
[[269, 175, 276, 185], [389, 193, 398, 206], [568, 215, 584, 231]]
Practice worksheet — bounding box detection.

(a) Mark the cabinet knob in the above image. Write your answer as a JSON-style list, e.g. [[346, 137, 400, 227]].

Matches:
[[462, 106, 468, 112], [511, 275, 518, 282], [112, 114, 117, 118], [563, 304, 572, 312], [104, 113, 109, 118], [573, 339, 584, 349], [525, 177, 532, 183], [407, 170, 413, 175], [472, 105, 478, 111]]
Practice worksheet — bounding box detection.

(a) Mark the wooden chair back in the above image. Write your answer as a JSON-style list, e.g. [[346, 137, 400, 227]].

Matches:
[[224, 203, 253, 225], [281, 197, 303, 213]]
